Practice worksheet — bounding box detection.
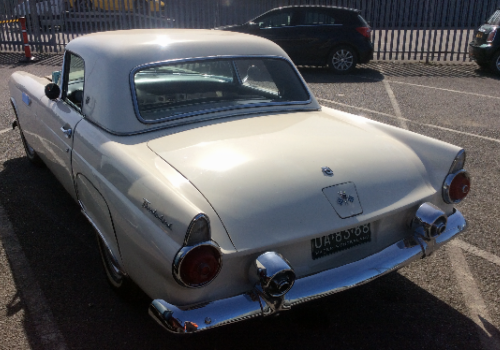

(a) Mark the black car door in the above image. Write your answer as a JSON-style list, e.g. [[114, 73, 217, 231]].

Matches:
[[293, 9, 344, 65]]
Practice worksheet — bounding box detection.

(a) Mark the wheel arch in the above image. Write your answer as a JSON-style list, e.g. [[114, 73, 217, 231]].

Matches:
[[75, 173, 126, 275], [10, 97, 19, 116]]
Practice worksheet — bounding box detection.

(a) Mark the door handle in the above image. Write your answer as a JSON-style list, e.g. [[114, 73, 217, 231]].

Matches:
[[60, 126, 72, 138]]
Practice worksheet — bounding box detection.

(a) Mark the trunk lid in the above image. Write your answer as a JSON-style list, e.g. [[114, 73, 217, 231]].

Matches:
[[148, 110, 436, 251]]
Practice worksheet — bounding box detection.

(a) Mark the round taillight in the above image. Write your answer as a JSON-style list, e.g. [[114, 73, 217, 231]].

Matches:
[[175, 244, 222, 288], [443, 170, 470, 204]]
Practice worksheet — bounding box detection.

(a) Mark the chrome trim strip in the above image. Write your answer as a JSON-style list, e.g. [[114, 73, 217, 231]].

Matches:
[[448, 149, 466, 174], [79, 205, 127, 276], [129, 55, 313, 125], [184, 213, 211, 246], [149, 208, 466, 334]]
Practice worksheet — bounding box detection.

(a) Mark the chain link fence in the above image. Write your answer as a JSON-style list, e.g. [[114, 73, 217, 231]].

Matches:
[[1, 0, 500, 61]]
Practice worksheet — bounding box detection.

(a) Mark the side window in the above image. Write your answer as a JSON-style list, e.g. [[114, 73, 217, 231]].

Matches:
[[257, 11, 294, 28], [303, 11, 336, 25], [63, 53, 85, 111]]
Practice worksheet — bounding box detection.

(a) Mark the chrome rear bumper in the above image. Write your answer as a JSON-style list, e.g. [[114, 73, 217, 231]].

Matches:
[[149, 208, 466, 333]]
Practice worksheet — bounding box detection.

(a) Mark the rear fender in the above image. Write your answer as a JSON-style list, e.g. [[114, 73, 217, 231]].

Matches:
[[75, 173, 124, 269]]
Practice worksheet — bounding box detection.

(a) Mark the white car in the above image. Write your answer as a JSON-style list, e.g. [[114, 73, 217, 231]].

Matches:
[[9, 29, 470, 333]]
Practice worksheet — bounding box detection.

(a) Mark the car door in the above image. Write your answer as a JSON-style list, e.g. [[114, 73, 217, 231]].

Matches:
[[294, 9, 343, 64], [251, 9, 303, 62], [37, 51, 84, 200]]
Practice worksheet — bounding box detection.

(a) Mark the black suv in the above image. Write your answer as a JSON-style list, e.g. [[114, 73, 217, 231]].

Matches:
[[469, 9, 500, 74], [217, 6, 373, 73]]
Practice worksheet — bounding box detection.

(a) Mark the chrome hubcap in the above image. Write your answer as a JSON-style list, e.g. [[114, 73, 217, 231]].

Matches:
[[496, 55, 500, 71], [332, 49, 354, 71]]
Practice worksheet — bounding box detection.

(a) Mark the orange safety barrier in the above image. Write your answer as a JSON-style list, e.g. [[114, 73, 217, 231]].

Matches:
[[18, 17, 37, 63]]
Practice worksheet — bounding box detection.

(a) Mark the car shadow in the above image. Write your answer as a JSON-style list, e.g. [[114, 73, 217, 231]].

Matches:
[[0, 154, 493, 349], [299, 66, 385, 83]]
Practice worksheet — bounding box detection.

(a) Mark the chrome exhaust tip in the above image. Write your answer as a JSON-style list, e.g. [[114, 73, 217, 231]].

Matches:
[[414, 202, 448, 239], [254, 252, 296, 298]]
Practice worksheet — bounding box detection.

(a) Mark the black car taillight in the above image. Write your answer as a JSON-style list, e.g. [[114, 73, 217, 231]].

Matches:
[[487, 28, 497, 42], [356, 26, 371, 39]]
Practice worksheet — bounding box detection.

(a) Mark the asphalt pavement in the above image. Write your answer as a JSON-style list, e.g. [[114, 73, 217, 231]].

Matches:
[[0, 53, 499, 350]]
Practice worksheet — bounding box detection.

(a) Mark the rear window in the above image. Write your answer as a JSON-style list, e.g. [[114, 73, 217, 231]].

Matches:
[[132, 57, 310, 122], [357, 14, 369, 27], [487, 10, 500, 25]]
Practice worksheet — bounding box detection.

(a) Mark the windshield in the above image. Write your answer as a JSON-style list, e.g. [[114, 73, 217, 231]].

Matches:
[[132, 57, 310, 122], [487, 10, 500, 25]]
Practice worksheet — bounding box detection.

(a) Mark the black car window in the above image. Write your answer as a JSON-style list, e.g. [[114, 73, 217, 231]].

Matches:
[[487, 10, 500, 25], [302, 11, 336, 25], [257, 11, 294, 28]]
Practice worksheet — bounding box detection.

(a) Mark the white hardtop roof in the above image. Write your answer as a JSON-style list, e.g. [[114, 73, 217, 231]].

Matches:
[[67, 29, 288, 70], [64, 29, 318, 135]]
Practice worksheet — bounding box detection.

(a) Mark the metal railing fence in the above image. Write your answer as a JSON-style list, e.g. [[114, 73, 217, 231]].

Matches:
[[1, 0, 500, 61]]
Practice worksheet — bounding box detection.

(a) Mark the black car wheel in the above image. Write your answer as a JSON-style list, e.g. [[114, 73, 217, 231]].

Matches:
[[328, 46, 358, 74], [96, 233, 141, 300], [491, 51, 500, 75]]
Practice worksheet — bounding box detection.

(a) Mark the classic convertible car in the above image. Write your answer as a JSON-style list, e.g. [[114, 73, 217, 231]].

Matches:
[[9, 29, 470, 333]]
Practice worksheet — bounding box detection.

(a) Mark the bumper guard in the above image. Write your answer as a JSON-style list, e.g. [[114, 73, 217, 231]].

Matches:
[[149, 208, 466, 333]]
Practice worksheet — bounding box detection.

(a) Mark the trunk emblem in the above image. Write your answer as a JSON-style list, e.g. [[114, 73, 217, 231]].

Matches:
[[323, 182, 363, 218], [337, 191, 355, 206], [322, 167, 334, 176]]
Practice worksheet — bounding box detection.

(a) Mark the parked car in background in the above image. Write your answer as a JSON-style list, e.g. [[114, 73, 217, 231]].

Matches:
[[216, 5, 373, 73], [68, 0, 164, 13], [469, 9, 500, 74], [13, 0, 64, 29], [9, 29, 469, 334]]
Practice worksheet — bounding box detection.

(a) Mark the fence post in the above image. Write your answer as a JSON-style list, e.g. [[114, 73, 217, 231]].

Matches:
[[18, 17, 37, 63]]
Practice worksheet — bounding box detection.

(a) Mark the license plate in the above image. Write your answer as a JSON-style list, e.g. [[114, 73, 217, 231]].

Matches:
[[476, 32, 483, 38], [311, 223, 371, 260]]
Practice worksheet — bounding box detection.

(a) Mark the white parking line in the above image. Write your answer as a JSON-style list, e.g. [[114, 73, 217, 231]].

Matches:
[[0, 128, 12, 135], [351, 73, 500, 101], [388, 80, 500, 101], [378, 65, 409, 131], [0, 205, 67, 350], [452, 239, 500, 267], [337, 75, 500, 349], [382, 80, 409, 130], [447, 245, 500, 350], [317, 98, 500, 145]]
